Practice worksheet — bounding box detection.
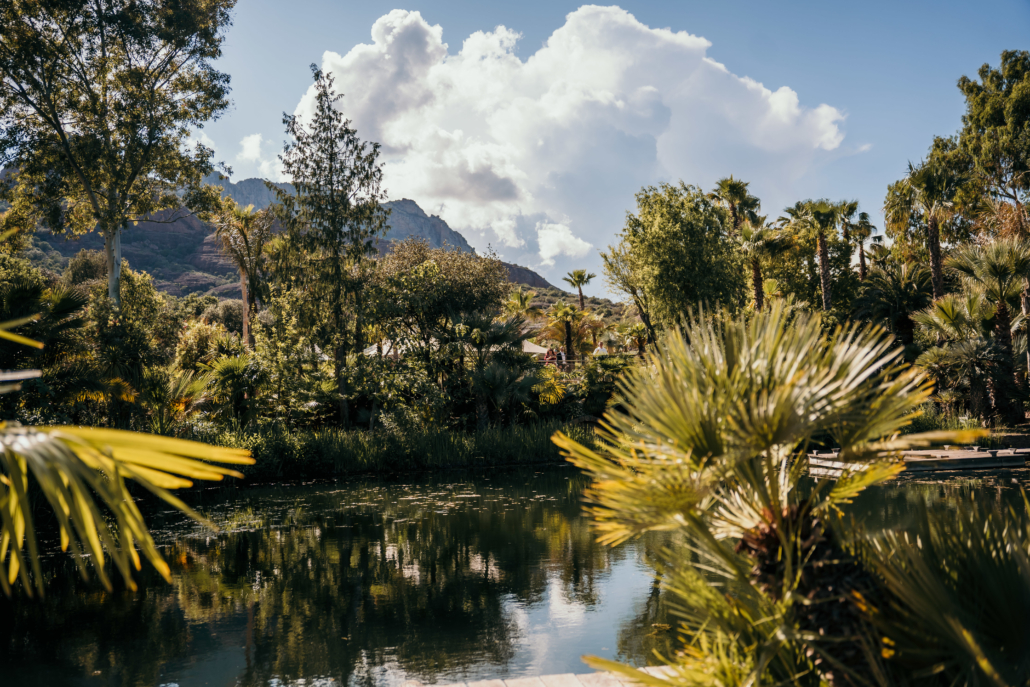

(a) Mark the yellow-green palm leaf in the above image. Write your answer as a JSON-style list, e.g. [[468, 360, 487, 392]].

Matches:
[[0, 423, 253, 597]]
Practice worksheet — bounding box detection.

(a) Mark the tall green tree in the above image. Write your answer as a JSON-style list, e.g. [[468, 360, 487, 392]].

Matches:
[[884, 159, 963, 299], [0, 0, 234, 307], [710, 175, 760, 235], [956, 50, 1030, 235], [853, 211, 877, 280], [214, 199, 273, 349], [615, 182, 745, 329], [600, 240, 657, 346], [947, 238, 1030, 423], [780, 200, 839, 311], [562, 269, 595, 310], [737, 215, 787, 311], [271, 66, 388, 427], [547, 300, 578, 369], [836, 199, 859, 264]]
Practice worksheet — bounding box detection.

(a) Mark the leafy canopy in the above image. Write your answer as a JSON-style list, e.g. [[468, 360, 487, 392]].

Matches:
[[0, 0, 235, 302]]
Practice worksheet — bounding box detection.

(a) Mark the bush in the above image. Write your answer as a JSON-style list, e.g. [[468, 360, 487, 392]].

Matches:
[[202, 299, 244, 335], [174, 320, 226, 372], [208, 420, 594, 481], [62, 249, 108, 287]]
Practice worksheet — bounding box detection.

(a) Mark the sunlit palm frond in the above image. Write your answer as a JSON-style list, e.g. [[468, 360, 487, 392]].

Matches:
[[0, 424, 253, 597]]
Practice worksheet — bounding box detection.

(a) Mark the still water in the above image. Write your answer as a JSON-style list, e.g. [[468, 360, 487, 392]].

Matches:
[[2, 466, 1029, 687]]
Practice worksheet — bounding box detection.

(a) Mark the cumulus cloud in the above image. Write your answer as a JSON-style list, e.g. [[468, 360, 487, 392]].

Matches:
[[294, 5, 848, 277], [537, 222, 592, 266], [186, 130, 217, 154], [235, 133, 285, 181]]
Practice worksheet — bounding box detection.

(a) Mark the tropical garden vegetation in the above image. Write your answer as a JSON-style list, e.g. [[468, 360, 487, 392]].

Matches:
[[1, 0, 1030, 680]]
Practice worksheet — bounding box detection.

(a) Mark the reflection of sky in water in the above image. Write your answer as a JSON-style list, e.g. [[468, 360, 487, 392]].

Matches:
[[1, 469, 670, 687], [6, 466, 1023, 687]]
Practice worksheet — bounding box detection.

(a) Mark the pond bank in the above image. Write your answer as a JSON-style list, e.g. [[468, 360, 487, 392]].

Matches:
[[205, 420, 597, 482]]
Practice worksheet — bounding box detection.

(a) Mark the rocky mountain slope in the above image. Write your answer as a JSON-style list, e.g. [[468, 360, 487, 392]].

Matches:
[[27, 177, 556, 295]]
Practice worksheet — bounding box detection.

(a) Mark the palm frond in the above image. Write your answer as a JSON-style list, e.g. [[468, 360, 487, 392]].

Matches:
[[0, 424, 253, 597]]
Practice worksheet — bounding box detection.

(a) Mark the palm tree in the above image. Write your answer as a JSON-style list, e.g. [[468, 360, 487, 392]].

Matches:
[[835, 200, 859, 263], [853, 261, 932, 351], [737, 216, 788, 311], [852, 212, 877, 280], [138, 368, 210, 436], [562, 269, 596, 310], [457, 314, 529, 429], [503, 286, 542, 319], [214, 199, 274, 349], [0, 318, 253, 597], [710, 175, 760, 235], [914, 289, 1008, 423], [947, 238, 1030, 422], [556, 304, 979, 686], [545, 301, 578, 369], [623, 322, 648, 357], [884, 158, 961, 300], [781, 200, 838, 311]]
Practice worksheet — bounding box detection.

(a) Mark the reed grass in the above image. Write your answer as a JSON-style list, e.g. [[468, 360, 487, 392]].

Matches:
[[209, 421, 594, 481]]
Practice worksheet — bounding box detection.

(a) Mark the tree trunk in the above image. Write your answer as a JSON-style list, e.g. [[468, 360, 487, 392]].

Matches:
[[240, 269, 253, 349], [858, 245, 867, 281], [104, 228, 122, 307], [927, 216, 944, 300], [751, 257, 764, 311], [1022, 280, 1030, 385], [817, 230, 832, 311], [895, 314, 915, 349], [577, 287, 585, 311], [564, 321, 574, 370], [635, 302, 657, 348], [992, 299, 1022, 425], [335, 323, 350, 428], [476, 393, 489, 431]]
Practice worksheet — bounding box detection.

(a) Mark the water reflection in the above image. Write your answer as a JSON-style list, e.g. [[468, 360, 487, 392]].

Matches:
[[0, 469, 668, 687], [5, 466, 1029, 687]]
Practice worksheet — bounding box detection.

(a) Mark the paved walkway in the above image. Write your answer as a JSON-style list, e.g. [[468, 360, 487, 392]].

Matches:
[[403, 666, 674, 687]]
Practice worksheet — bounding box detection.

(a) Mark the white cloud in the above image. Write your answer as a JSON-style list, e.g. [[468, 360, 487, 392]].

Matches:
[[186, 130, 217, 154], [537, 221, 592, 266], [237, 133, 264, 162], [295, 5, 847, 277], [235, 133, 285, 181]]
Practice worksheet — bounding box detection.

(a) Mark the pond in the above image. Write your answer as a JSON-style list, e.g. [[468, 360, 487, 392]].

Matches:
[[2, 465, 1029, 687]]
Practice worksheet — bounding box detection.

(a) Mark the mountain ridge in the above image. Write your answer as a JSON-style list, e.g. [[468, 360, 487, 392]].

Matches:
[[25, 177, 556, 295]]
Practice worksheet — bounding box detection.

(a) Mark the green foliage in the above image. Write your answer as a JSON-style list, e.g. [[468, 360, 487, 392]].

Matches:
[[210, 421, 595, 480], [616, 182, 746, 329], [868, 496, 1030, 683], [174, 320, 226, 372], [0, 0, 235, 303], [201, 299, 244, 335], [854, 260, 933, 353], [61, 250, 107, 288], [956, 50, 1030, 230], [204, 353, 267, 428], [557, 305, 982, 686], [269, 66, 388, 425]]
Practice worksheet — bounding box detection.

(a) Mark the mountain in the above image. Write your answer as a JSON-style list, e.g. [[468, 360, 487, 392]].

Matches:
[[27, 179, 556, 294], [380, 198, 473, 252]]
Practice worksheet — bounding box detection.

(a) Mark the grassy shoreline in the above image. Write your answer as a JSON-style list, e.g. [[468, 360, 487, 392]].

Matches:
[[202, 421, 595, 482]]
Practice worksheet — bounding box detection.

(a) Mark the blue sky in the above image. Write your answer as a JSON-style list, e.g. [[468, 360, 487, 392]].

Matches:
[[201, 0, 1030, 293]]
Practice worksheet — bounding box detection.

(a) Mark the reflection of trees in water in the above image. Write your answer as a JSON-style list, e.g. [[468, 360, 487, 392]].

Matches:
[[0, 470, 631, 686], [609, 474, 1030, 671]]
